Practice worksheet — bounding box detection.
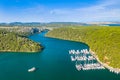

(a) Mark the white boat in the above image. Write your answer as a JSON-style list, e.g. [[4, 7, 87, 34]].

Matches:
[[28, 67, 36, 72]]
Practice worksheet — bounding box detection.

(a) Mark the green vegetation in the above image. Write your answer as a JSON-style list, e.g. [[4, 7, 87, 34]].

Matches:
[[0, 29, 42, 52], [46, 26, 120, 68]]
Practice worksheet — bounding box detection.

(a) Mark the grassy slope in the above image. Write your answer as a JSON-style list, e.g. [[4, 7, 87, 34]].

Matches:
[[0, 30, 42, 52], [46, 26, 120, 68]]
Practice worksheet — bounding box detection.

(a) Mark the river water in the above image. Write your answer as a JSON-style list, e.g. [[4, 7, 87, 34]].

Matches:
[[0, 31, 119, 80]]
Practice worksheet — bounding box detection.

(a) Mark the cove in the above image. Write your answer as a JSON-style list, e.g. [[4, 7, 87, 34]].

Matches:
[[0, 31, 119, 80]]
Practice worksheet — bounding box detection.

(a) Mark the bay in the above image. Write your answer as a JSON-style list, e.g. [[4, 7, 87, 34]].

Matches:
[[0, 31, 119, 80]]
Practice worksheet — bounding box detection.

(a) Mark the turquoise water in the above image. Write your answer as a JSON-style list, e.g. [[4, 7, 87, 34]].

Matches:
[[0, 31, 119, 80], [108, 24, 120, 26]]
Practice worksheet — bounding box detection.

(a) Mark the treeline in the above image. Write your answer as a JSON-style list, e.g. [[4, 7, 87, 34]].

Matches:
[[0, 30, 42, 52], [46, 26, 120, 68]]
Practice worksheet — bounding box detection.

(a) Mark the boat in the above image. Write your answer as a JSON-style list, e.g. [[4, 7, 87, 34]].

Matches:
[[28, 67, 36, 72]]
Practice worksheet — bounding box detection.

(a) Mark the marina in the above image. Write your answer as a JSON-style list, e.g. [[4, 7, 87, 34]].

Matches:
[[69, 49, 105, 71]]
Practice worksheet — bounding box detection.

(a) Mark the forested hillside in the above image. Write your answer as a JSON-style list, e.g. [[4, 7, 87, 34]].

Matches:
[[46, 26, 120, 68], [0, 30, 42, 52]]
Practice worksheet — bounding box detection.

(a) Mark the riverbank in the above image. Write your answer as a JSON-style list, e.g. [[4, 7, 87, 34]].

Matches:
[[90, 50, 120, 74], [46, 26, 120, 69]]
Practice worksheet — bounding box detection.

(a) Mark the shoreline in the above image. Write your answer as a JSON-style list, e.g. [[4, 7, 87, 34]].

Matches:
[[90, 49, 120, 74]]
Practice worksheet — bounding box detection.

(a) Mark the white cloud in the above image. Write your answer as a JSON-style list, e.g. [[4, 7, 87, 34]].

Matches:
[[75, 0, 120, 22], [50, 9, 71, 15], [48, 0, 120, 22]]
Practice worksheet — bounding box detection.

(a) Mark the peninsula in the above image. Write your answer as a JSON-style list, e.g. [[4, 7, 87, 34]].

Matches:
[[0, 27, 43, 52], [46, 26, 120, 71]]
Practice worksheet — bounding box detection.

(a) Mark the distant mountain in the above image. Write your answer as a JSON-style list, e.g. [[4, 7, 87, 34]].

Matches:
[[0, 22, 87, 27], [0, 22, 47, 27], [0, 22, 119, 27], [46, 22, 87, 27], [48, 22, 86, 25]]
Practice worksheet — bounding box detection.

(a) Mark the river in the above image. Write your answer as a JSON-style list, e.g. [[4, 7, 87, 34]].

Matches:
[[0, 31, 119, 80]]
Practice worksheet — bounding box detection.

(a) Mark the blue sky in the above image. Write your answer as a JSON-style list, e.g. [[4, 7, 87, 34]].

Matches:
[[0, 0, 120, 22]]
